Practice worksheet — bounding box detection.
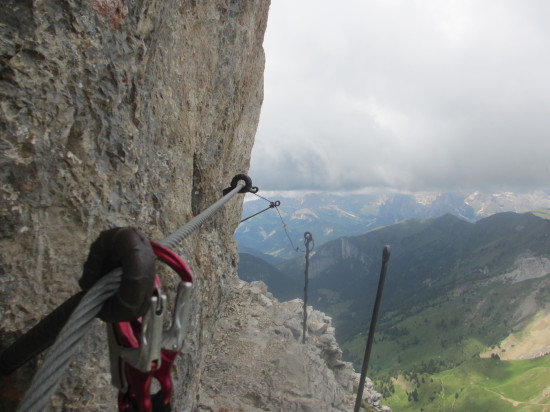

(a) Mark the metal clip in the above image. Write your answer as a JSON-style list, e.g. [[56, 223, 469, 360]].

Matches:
[[107, 292, 166, 391], [106, 242, 195, 412], [162, 281, 194, 352]]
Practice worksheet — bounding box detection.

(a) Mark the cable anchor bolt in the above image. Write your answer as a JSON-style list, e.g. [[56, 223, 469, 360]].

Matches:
[[222, 174, 259, 195]]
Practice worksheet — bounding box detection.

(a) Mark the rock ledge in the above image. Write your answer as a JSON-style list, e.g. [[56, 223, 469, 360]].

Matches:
[[197, 280, 390, 412]]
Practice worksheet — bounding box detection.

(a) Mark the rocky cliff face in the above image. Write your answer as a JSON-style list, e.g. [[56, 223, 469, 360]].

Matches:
[[1, 1, 268, 410], [197, 281, 389, 412]]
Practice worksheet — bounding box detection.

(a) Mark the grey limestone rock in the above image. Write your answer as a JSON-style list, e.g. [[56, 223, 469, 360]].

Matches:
[[197, 280, 390, 412], [0, 1, 268, 410]]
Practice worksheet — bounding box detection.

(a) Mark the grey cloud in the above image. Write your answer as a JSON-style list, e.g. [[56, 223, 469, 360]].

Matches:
[[250, 0, 550, 193]]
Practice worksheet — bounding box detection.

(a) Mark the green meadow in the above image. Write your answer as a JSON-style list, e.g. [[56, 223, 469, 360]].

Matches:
[[381, 355, 550, 412]]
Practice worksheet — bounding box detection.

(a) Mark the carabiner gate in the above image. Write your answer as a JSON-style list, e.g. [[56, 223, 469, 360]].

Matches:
[[107, 242, 194, 412]]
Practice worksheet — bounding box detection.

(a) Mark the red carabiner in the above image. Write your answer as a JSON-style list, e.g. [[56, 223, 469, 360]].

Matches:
[[108, 243, 193, 412]]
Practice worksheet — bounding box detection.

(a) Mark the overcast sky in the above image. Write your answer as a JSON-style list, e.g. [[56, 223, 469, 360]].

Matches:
[[249, 0, 550, 194]]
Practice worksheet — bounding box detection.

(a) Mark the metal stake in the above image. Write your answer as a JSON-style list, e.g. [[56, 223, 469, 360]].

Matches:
[[354, 245, 391, 412], [302, 232, 313, 344]]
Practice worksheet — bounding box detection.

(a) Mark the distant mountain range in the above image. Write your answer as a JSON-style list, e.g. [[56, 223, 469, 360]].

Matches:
[[237, 252, 300, 301], [237, 210, 550, 377], [235, 190, 550, 259]]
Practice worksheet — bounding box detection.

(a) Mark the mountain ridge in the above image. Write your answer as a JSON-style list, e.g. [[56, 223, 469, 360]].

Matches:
[[236, 191, 550, 258], [237, 211, 550, 378]]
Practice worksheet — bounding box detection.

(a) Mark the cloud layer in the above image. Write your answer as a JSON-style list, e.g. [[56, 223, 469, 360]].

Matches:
[[250, 0, 550, 193]]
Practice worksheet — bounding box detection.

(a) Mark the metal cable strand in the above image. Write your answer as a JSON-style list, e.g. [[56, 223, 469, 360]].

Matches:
[[16, 269, 122, 412], [159, 184, 244, 248], [239, 204, 273, 223], [246, 192, 300, 252], [16, 183, 245, 412], [274, 206, 304, 252]]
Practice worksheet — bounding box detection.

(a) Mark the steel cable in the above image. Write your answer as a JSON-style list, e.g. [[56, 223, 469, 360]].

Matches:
[[274, 206, 304, 253], [16, 183, 245, 412], [159, 183, 244, 248], [246, 192, 303, 253]]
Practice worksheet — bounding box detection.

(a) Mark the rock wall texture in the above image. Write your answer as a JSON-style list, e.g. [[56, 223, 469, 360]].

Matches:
[[197, 280, 390, 412], [0, 0, 269, 410]]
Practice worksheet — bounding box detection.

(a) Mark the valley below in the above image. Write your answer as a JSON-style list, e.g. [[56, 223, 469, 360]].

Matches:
[[385, 354, 550, 411], [236, 195, 550, 410]]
